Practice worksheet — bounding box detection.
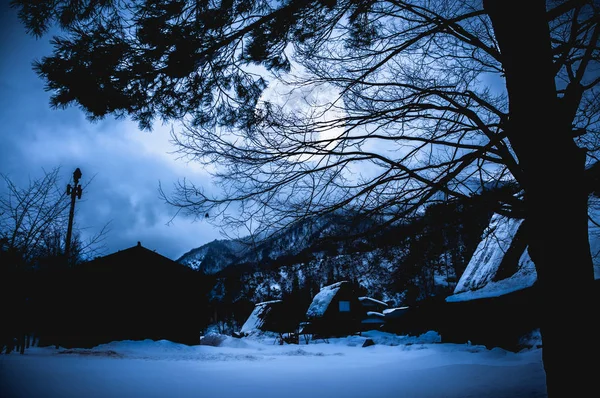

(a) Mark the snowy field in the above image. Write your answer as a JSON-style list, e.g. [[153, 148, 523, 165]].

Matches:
[[1, 331, 547, 398]]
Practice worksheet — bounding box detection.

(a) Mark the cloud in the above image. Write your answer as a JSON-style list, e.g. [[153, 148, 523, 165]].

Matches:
[[7, 109, 223, 260], [0, 4, 224, 260]]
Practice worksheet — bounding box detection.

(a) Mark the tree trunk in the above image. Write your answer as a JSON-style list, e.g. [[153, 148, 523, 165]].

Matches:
[[484, 0, 598, 396], [5, 338, 14, 354], [19, 333, 25, 355]]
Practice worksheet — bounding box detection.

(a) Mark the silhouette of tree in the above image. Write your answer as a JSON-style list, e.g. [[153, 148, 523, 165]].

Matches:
[[0, 168, 69, 269], [12, 0, 600, 394], [0, 167, 109, 268]]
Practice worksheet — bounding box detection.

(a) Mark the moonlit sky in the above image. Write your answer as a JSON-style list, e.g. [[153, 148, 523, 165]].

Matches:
[[0, 1, 522, 263], [0, 2, 225, 260]]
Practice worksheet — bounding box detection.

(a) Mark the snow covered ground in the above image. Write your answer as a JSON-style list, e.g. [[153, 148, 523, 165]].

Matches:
[[1, 330, 547, 398]]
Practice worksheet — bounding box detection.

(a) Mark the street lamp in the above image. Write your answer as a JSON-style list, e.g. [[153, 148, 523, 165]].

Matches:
[[65, 168, 82, 266]]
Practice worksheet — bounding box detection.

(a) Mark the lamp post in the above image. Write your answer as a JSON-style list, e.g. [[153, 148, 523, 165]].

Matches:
[[65, 168, 82, 266]]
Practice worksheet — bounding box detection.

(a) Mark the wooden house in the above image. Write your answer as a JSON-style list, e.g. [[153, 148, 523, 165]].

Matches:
[[440, 213, 541, 350], [440, 212, 599, 350], [37, 242, 204, 348], [300, 281, 364, 338]]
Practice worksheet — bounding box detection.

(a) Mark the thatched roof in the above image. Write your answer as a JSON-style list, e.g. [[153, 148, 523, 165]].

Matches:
[[240, 300, 283, 334], [306, 281, 347, 318]]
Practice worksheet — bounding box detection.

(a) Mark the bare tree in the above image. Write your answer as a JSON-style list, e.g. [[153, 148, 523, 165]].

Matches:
[[0, 168, 70, 268], [11, 0, 600, 394], [0, 167, 109, 267]]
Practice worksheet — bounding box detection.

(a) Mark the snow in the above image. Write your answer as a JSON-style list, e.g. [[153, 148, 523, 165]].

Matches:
[[270, 283, 281, 292], [446, 213, 536, 302], [447, 249, 537, 302], [383, 306, 409, 315], [0, 332, 548, 398], [366, 311, 385, 317], [358, 296, 388, 307], [453, 214, 528, 292], [240, 300, 282, 334], [362, 312, 385, 324], [306, 281, 345, 318], [448, 202, 600, 303], [588, 198, 600, 279]]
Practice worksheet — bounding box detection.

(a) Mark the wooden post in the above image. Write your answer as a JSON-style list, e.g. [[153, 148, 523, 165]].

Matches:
[[65, 168, 82, 267]]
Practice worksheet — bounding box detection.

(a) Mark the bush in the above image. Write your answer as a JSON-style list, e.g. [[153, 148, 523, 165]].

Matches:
[[199, 333, 227, 347]]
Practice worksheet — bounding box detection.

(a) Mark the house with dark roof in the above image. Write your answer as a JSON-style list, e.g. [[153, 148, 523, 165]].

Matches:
[[38, 242, 204, 348], [300, 281, 364, 338]]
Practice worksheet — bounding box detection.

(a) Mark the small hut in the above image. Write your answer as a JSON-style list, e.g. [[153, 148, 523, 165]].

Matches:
[[240, 300, 300, 339], [37, 242, 202, 348], [301, 281, 363, 338], [241, 300, 287, 333]]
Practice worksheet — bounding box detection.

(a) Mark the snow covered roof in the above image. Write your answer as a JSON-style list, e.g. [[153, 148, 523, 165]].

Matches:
[[240, 300, 283, 334], [359, 297, 389, 307], [447, 202, 600, 303], [362, 311, 385, 325], [306, 281, 347, 318], [382, 307, 410, 318], [365, 311, 385, 318], [382, 307, 409, 315], [256, 300, 284, 306], [446, 213, 537, 303]]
